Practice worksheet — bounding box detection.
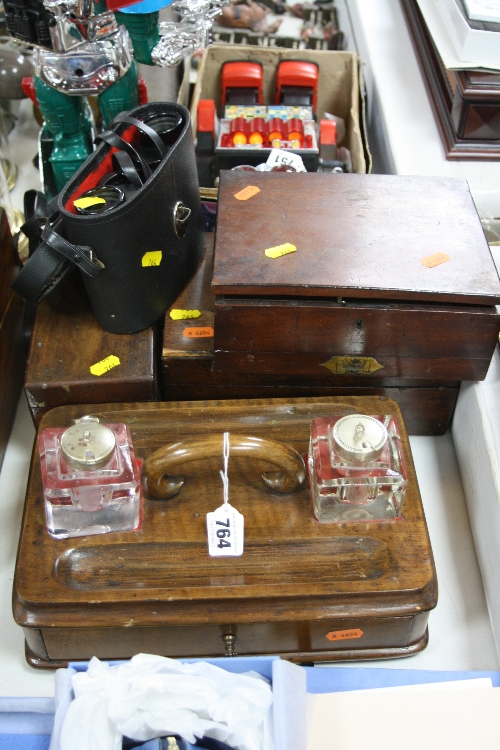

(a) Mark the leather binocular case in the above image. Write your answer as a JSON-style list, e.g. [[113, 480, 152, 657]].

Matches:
[[14, 103, 204, 334]]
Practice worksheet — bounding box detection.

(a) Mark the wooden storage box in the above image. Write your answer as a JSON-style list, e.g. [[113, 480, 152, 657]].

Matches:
[[24, 280, 157, 424], [162, 236, 460, 435], [0, 208, 26, 470], [212, 171, 500, 418], [14, 396, 436, 667]]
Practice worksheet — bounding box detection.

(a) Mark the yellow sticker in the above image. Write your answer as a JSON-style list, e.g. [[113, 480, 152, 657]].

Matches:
[[420, 251, 450, 268], [169, 309, 201, 320], [74, 196, 106, 209], [142, 251, 163, 267], [264, 243, 297, 259], [234, 185, 261, 201], [90, 355, 121, 377]]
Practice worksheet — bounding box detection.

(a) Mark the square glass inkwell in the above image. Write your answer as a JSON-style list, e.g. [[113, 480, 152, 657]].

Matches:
[[309, 414, 407, 522], [39, 416, 142, 539]]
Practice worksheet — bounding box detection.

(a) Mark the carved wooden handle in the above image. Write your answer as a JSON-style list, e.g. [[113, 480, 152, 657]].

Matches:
[[142, 434, 306, 500]]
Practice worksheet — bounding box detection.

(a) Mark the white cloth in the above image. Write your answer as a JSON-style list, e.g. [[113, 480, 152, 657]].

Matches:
[[60, 654, 274, 750]]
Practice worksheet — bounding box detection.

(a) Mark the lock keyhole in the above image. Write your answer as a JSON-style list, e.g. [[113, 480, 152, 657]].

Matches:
[[355, 319, 364, 333]]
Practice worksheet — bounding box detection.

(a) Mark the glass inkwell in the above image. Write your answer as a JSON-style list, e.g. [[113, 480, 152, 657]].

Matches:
[[308, 414, 408, 522], [39, 416, 142, 539]]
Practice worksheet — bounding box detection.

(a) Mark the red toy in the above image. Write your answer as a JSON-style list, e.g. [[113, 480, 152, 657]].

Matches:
[[221, 61, 264, 108], [275, 60, 319, 112]]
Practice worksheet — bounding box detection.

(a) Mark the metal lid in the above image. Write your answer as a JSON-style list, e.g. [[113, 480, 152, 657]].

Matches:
[[331, 414, 387, 463], [60, 417, 116, 471]]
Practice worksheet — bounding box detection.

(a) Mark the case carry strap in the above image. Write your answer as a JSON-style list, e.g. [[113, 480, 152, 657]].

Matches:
[[11, 198, 104, 305]]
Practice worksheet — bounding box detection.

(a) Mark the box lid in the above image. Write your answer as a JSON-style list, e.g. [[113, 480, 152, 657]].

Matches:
[[212, 172, 500, 305]]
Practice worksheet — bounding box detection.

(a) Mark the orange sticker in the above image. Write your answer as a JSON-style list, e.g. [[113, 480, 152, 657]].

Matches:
[[183, 326, 214, 338], [326, 628, 363, 642], [234, 185, 261, 201], [420, 251, 450, 268]]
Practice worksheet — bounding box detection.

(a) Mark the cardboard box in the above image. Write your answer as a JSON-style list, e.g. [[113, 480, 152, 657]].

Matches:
[[49, 657, 306, 750], [184, 45, 370, 174]]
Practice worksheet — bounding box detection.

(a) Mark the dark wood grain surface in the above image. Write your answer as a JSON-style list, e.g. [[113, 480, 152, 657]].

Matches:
[[212, 171, 500, 303], [162, 235, 460, 434], [14, 397, 437, 664], [25, 280, 157, 424], [0, 209, 25, 470]]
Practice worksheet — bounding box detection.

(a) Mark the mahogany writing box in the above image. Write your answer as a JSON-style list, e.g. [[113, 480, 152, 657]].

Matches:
[[14, 397, 436, 667], [212, 172, 500, 417], [162, 236, 459, 435]]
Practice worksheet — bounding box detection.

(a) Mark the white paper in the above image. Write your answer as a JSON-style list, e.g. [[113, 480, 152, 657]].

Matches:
[[417, 0, 500, 69], [60, 655, 273, 750], [307, 685, 500, 750], [464, 0, 500, 23], [206, 503, 244, 556]]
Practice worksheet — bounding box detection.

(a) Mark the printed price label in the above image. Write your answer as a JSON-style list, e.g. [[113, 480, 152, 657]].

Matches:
[[183, 326, 214, 338], [142, 251, 162, 267], [89, 355, 121, 376], [169, 309, 201, 320], [206, 503, 244, 557], [265, 148, 306, 173], [420, 252, 450, 268], [326, 628, 363, 642], [234, 185, 261, 201], [265, 243, 297, 259]]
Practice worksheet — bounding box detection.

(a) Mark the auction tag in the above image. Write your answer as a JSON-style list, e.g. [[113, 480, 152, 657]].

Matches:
[[265, 148, 306, 173], [169, 308, 201, 320], [420, 251, 450, 268], [206, 432, 244, 556], [234, 185, 260, 201], [90, 354, 120, 376], [326, 628, 363, 642], [265, 243, 297, 259], [206, 503, 244, 557], [183, 326, 214, 338], [142, 250, 162, 267]]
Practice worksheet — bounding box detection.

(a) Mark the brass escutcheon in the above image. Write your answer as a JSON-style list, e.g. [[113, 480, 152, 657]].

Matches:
[[320, 356, 385, 375]]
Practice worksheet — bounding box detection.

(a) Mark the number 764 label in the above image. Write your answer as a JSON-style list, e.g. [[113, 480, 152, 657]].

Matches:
[[206, 503, 244, 557]]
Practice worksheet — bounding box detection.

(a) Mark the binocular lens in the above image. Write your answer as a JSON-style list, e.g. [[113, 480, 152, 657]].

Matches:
[[74, 186, 125, 215]]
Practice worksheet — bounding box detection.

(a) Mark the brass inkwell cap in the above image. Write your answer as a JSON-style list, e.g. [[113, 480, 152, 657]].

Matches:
[[61, 416, 115, 471], [331, 414, 388, 463]]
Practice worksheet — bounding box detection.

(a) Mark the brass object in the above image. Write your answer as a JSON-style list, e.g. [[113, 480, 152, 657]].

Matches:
[[320, 356, 385, 375], [2, 157, 17, 191], [222, 633, 237, 657], [7, 206, 29, 264], [173, 201, 191, 239], [199, 187, 218, 201]]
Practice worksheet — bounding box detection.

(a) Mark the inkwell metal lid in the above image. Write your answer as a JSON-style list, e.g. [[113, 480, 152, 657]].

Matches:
[[331, 414, 388, 463], [61, 416, 116, 471]]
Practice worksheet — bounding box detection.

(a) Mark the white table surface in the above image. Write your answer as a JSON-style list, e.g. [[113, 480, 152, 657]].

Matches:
[[1, 10, 500, 695]]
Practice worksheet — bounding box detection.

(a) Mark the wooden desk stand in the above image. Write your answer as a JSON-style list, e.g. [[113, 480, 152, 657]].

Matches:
[[14, 397, 437, 668]]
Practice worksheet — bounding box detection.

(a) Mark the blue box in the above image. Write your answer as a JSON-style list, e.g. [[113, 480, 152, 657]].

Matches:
[[49, 656, 306, 750]]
